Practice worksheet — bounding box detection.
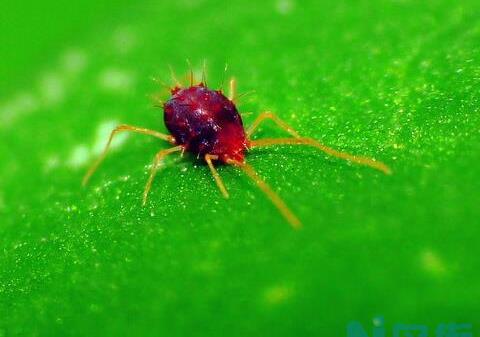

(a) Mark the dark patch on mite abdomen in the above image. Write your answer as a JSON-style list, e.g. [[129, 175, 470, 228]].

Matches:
[[163, 85, 247, 162]]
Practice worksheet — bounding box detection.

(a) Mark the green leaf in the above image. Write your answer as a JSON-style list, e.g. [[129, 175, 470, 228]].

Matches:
[[1, 1, 479, 336]]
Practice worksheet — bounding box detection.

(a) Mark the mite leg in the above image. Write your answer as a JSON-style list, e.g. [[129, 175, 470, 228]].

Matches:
[[246, 111, 300, 138], [82, 125, 175, 186], [205, 154, 229, 198], [249, 138, 391, 175], [229, 77, 237, 102], [143, 145, 184, 205], [226, 159, 302, 230]]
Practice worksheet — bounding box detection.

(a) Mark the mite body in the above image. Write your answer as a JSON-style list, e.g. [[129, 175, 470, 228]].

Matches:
[[83, 68, 391, 229], [164, 85, 247, 162]]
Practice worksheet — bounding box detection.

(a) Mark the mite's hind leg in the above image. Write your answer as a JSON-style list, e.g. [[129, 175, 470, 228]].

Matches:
[[205, 154, 229, 198], [143, 145, 184, 205], [228, 77, 237, 102], [83, 125, 175, 186], [246, 111, 300, 138], [226, 159, 302, 230], [250, 138, 391, 174]]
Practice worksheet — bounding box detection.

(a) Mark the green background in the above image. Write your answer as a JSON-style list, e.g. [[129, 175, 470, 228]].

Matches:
[[1, 0, 479, 336]]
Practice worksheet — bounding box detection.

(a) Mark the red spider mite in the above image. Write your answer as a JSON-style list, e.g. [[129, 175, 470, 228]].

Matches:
[[83, 64, 391, 229]]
